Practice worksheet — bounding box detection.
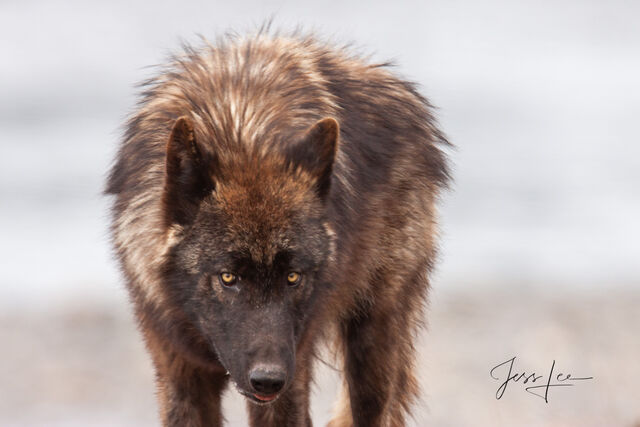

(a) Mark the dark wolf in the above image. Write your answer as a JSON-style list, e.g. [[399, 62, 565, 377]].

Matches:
[[106, 30, 449, 427]]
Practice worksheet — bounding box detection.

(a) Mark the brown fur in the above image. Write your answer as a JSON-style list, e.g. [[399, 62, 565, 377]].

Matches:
[[106, 29, 449, 427]]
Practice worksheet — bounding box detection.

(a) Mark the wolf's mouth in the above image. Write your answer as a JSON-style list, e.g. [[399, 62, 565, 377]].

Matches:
[[240, 390, 281, 405], [253, 392, 278, 402]]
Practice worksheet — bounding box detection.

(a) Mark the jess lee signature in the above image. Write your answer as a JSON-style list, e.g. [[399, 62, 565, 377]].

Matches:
[[490, 356, 593, 403]]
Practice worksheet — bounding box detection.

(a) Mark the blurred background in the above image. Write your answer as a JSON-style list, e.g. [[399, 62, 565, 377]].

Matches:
[[1, 0, 638, 425]]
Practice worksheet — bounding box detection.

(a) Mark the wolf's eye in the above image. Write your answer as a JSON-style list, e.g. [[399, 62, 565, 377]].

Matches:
[[219, 272, 237, 286], [287, 272, 301, 286]]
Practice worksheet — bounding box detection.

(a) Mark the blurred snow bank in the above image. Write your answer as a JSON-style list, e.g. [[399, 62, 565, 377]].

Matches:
[[1, 0, 639, 305]]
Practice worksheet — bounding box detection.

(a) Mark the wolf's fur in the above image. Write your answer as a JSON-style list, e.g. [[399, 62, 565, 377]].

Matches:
[[107, 30, 449, 427]]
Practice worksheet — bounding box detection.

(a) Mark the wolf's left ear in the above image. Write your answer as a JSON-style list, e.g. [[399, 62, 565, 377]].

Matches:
[[163, 116, 214, 227], [287, 117, 339, 199]]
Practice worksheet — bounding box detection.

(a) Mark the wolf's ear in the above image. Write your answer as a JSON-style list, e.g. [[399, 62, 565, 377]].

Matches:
[[163, 116, 214, 227], [287, 117, 339, 199]]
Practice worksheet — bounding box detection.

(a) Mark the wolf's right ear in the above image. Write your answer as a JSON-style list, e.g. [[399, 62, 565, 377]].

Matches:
[[286, 117, 339, 199], [163, 116, 214, 228]]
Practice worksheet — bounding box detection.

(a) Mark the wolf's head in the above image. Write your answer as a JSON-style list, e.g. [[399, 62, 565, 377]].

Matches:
[[161, 116, 338, 403]]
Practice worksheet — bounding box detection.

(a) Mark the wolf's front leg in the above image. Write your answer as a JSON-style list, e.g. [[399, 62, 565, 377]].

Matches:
[[155, 358, 228, 427], [330, 305, 420, 427]]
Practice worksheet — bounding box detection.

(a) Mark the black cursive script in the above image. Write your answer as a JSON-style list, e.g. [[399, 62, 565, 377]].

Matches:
[[490, 356, 593, 403]]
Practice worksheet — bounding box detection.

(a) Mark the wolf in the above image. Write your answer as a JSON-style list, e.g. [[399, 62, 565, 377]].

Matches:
[[106, 31, 449, 427]]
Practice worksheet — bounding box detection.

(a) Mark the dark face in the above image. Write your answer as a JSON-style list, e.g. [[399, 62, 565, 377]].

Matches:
[[164, 185, 332, 404], [160, 115, 339, 403]]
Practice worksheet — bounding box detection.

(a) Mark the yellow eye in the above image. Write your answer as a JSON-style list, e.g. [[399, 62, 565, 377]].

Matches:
[[287, 272, 301, 285], [219, 272, 237, 286]]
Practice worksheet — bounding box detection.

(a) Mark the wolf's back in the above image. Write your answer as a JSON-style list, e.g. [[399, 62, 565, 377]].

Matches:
[[106, 31, 449, 309]]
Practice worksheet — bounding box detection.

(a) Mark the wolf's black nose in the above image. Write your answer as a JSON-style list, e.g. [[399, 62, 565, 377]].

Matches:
[[249, 366, 286, 395]]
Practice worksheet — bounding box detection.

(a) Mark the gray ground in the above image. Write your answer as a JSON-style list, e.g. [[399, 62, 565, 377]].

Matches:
[[1, 286, 638, 427]]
